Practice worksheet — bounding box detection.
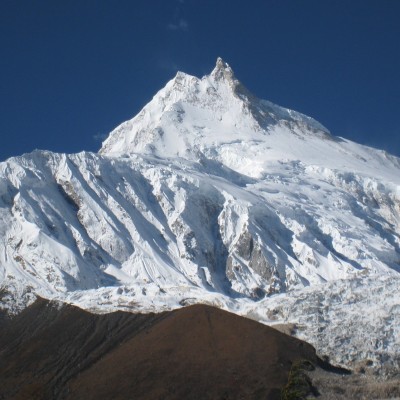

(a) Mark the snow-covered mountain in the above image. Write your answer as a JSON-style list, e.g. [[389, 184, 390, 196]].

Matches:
[[1, 58, 400, 374]]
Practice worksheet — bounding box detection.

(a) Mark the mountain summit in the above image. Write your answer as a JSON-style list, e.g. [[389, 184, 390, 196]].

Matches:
[[210, 57, 235, 81], [100, 58, 332, 175], [1, 59, 400, 374]]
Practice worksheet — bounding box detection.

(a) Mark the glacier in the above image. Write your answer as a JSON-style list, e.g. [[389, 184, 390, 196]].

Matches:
[[1, 58, 399, 375]]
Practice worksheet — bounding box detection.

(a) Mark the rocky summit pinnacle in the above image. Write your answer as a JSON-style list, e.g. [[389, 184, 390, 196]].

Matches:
[[210, 57, 236, 82]]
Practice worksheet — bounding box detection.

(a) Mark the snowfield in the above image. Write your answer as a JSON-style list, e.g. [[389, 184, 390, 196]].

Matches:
[[1, 58, 399, 375]]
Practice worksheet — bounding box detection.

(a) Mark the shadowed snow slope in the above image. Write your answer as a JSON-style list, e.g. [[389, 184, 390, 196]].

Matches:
[[0, 58, 400, 374]]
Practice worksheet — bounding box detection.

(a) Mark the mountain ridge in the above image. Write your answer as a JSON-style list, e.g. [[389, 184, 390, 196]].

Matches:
[[100, 58, 331, 162]]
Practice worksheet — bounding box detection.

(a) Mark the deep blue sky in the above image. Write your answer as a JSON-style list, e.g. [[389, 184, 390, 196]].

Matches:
[[1, 0, 399, 161]]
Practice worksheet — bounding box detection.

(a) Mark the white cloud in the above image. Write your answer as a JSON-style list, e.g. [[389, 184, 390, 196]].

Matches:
[[93, 133, 107, 142], [158, 58, 180, 72], [167, 19, 188, 31]]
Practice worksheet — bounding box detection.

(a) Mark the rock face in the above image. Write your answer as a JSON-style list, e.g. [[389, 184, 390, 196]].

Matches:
[[0, 299, 319, 400], [0, 58, 400, 373]]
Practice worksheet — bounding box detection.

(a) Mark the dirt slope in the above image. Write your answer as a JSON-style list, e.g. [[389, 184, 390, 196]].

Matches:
[[0, 299, 318, 400]]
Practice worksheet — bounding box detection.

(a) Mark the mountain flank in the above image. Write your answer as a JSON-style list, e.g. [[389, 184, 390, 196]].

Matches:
[[0, 299, 324, 400]]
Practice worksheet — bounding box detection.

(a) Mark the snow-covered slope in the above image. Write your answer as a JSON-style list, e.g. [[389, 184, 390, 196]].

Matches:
[[1, 59, 400, 373]]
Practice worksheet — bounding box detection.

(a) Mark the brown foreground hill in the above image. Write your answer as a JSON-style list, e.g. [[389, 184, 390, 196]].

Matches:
[[0, 298, 340, 400]]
